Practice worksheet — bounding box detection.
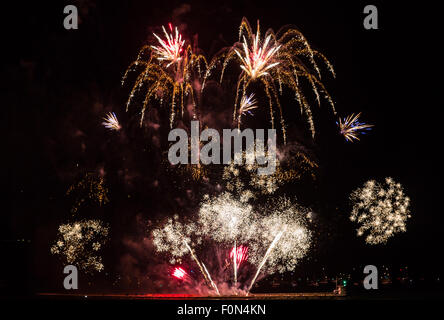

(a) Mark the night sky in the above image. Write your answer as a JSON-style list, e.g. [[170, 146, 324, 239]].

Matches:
[[3, 0, 441, 294]]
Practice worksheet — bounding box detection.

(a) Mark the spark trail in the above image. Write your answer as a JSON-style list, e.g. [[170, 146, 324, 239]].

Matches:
[[233, 241, 238, 285], [202, 262, 220, 295], [184, 241, 220, 295], [247, 226, 286, 293]]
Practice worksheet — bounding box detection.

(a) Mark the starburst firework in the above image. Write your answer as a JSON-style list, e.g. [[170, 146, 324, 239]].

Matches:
[[238, 93, 258, 127], [50, 219, 109, 273], [337, 112, 373, 142], [196, 192, 256, 243], [249, 197, 311, 274], [152, 24, 185, 67], [230, 245, 248, 267], [122, 24, 208, 127], [203, 18, 336, 142], [350, 177, 411, 245], [172, 266, 189, 281], [102, 112, 121, 131], [222, 143, 317, 195], [152, 215, 195, 263]]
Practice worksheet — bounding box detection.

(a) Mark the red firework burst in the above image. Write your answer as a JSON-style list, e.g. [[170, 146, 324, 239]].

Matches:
[[230, 245, 248, 266]]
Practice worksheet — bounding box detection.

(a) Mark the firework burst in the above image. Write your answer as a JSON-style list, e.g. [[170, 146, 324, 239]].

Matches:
[[66, 172, 109, 214], [50, 219, 109, 273], [152, 24, 185, 67], [235, 32, 281, 80], [230, 245, 248, 267], [350, 177, 411, 245], [203, 17, 336, 142], [172, 266, 190, 281], [337, 112, 373, 142], [196, 192, 257, 243], [231, 243, 248, 285], [249, 198, 312, 274], [222, 143, 317, 195], [238, 93, 258, 127], [102, 112, 121, 131], [152, 215, 194, 262], [122, 24, 208, 127]]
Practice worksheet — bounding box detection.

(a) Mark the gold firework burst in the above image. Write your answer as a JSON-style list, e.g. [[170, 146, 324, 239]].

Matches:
[[337, 112, 373, 142], [66, 172, 109, 214], [122, 24, 208, 128], [222, 143, 317, 196], [203, 18, 336, 142], [51, 219, 109, 273]]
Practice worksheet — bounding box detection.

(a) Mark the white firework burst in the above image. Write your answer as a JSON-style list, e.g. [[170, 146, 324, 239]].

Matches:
[[350, 177, 411, 245]]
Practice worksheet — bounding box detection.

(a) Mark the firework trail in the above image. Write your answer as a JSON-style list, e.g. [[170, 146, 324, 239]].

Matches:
[[247, 227, 285, 293], [195, 192, 255, 290], [183, 241, 220, 294], [233, 241, 238, 285], [337, 112, 373, 142], [202, 261, 220, 295], [204, 17, 336, 142], [196, 192, 257, 243], [152, 215, 220, 293], [230, 245, 248, 267]]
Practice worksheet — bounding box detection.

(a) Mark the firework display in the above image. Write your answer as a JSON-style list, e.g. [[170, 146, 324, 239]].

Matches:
[[151, 191, 312, 294], [41, 10, 424, 301], [350, 177, 411, 245], [50, 220, 109, 273]]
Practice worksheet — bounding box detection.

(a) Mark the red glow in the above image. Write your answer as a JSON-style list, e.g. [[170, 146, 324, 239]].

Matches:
[[168, 22, 173, 32], [230, 245, 248, 266], [172, 267, 187, 280]]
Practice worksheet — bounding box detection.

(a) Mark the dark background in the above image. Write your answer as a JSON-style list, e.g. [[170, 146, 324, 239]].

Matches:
[[2, 0, 441, 296]]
